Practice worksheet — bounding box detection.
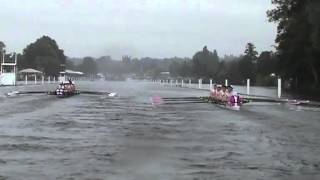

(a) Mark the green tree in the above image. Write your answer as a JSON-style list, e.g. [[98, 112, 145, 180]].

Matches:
[[192, 46, 220, 78], [21, 36, 66, 76], [0, 41, 5, 52], [0, 41, 5, 63], [66, 59, 76, 70], [257, 51, 277, 76], [238, 43, 258, 83], [267, 0, 320, 89], [78, 57, 97, 75]]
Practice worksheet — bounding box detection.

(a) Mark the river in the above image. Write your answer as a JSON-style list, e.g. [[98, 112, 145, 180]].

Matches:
[[0, 81, 319, 180]]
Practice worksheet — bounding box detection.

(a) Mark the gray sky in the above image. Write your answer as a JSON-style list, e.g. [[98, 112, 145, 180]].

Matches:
[[0, 0, 276, 59]]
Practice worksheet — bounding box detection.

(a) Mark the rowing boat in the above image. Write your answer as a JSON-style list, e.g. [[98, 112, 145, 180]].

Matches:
[[152, 96, 245, 111], [55, 81, 78, 98], [201, 96, 243, 111]]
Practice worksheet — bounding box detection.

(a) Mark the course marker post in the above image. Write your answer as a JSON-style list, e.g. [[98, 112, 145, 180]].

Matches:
[[278, 78, 282, 98], [247, 79, 250, 95], [198, 79, 202, 89]]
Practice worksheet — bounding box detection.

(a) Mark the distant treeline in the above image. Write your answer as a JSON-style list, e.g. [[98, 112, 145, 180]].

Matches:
[[67, 55, 191, 79], [168, 44, 278, 86]]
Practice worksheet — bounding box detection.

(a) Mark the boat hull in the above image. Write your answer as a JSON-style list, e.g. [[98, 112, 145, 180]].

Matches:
[[202, 97, 242, 111]]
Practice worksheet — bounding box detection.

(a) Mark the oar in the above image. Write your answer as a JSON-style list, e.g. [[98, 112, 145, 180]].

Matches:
[[163, 97, 202, 100], [239, 93, 277, 99], [162, 101, 208, 105], [244, 97, 316, 106], [5, 91, 56, 97], [79, 91, 117, 97]]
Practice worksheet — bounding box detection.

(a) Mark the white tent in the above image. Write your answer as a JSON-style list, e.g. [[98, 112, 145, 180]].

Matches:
[[19, 68, 43, 74], [65, 69, 84, 75]]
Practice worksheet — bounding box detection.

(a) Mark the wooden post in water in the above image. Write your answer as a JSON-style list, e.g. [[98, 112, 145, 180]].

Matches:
[[170, 79, 173, 87], [278, 78, 282, 98], [181, 80, 184, 87], [25, 75, 28, 85], [53, 76, 56, 83], [48, 76, 51, 84], [42, 75, 44, 84], [175, 79, 178, 87], [210, 79, 213, 89], [34, 74, 37, 84], [247, 79, 250, 95], [189, 79, 191, 87]]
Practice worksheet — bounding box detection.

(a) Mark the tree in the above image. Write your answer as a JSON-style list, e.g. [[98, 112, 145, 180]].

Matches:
[[238, 43, 258, 83], [257, 51, 277, 76], [192, 46, 220, 78], [21, 36, 66, 76], [0, 41, 5, 52], [66, 59, 76, 70], [0, 41, 5, 63], [244, 43, 258, 63], [78, 57, 97, 75], [267, 0, 320, 89]]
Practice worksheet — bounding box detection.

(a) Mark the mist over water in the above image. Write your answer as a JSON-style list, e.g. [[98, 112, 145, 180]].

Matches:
[[0, 81, 320, 180]]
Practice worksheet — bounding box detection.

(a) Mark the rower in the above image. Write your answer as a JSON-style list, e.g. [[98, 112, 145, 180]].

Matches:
[[229, 91, 240, 105], [221, 85, 228, 102], [226, 85, 233, 97], [210, 84, 217, 98], [215, 85, 222, 101]]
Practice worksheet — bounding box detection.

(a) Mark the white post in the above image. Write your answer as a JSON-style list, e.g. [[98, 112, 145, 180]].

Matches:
[[189, 79, 191, 87], [53, 76, 56, 83], [170, 80, 173, 87], [181, 80, 184, 87], [278, 78, 282, 98], [25, 75, 28, 85], [175, 79, 178, 87], [42, 75, 44, 84], [247, 79, 250, 95], [34, 75, 37, 84], [225, 79, 228, 86], [48, 76, 51, 84], [0, 51, 4, 73], [198, 79, 202, 89], [209, 79, 213, 89]]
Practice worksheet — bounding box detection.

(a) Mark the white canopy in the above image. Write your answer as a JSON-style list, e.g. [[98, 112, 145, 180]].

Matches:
[[19, 68, 43, 74], [65, 69, 84, 75]]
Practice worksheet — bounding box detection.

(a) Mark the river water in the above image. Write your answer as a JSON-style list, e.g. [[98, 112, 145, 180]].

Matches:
[[0, 81, 320, 180]]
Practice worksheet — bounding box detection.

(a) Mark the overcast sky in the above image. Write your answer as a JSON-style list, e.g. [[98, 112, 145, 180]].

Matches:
[[0, 0, 276, 59]]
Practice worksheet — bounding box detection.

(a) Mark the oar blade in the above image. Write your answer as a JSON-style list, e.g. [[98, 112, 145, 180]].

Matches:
[[151, 96, 164, 106], [5, 91, 53, 97], [79, 90, 117, 97]]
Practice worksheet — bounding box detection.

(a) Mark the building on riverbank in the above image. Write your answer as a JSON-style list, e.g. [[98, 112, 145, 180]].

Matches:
[[0, 53, 17, 86]]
